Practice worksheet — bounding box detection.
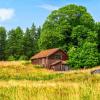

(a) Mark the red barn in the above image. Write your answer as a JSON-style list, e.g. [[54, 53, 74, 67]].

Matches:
[[31, 48, 68, 71]]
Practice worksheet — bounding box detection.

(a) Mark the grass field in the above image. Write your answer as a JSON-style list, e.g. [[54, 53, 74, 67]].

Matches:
[[0, 61, 100, 100]]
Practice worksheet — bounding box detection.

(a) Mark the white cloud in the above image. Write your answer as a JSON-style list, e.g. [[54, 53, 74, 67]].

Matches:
[[0, 8, 15, 22], [39, 4, 59, 11]]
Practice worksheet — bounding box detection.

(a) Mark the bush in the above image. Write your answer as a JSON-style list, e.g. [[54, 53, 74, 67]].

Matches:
[[68, 42, 100, 69], [18, 55, 28, 60], [8, 56, 16, 61]]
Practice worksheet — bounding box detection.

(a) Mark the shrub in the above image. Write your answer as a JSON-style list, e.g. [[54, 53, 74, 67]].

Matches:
[[18, 55, 28, 60], [68, 42, 100, 69], [8, 56, 16, 61]]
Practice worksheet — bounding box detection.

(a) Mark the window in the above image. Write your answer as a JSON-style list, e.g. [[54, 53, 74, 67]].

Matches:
[[55, 54, 61, 59], [50, 54, 61, 59]]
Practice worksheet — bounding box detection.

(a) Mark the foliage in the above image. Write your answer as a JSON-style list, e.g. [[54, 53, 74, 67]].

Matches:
[[18, 55, 28, 60], [8, 55, 16, 61], [0, 23, 41, 60], [23, 24, 41, 59], [38, 31, 64, 50], [39, 4, 95, 51], [68, 42, 100, 69], [95, 22, 100, 53], [0, 27, 6, 60], [71, 25, 90, 46], [6, 27, 24, 60], [38, 4, 100, 68]]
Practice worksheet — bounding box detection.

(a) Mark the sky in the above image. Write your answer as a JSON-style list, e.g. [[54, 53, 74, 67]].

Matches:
[[0, 0, 100, 31]]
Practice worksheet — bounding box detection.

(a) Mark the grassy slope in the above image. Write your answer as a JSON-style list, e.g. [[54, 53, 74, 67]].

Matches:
[[0, 61, 100, 100]]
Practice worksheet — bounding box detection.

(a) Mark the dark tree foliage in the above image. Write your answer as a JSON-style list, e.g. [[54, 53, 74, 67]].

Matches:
[[23, 28, 31, 59], [23, 24, 41, 59], [95, 22, 100, 53], [0, 27, 6, 60], [0, 23, 41, 60], [7, 27, 24, 60]]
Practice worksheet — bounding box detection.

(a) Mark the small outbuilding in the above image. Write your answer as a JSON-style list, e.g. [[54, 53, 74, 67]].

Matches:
[[31, 48, 68, 71]]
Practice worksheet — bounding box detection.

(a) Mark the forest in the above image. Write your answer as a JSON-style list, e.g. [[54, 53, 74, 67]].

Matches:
[[0, 4, 100, 69]]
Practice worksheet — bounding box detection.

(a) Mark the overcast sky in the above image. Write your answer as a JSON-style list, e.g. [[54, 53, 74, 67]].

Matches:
[[0, 0, 99, 30]]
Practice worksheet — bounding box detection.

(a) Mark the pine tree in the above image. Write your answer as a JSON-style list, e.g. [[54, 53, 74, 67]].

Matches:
[[7, 27, 24, 60], [0, 27, 6, 60]]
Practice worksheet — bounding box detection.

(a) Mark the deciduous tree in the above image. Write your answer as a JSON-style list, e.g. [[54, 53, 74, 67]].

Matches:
[[39, 4, 95, 51]]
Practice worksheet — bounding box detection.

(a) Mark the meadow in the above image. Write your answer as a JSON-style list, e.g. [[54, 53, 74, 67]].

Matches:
[[0, 61, 100, 100]]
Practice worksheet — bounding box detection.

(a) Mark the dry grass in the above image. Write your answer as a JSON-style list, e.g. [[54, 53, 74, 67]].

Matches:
[[0, 61, 100, 100]]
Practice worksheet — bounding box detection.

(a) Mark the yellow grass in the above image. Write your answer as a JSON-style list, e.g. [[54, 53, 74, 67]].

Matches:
[[0, 61, 100, 100]]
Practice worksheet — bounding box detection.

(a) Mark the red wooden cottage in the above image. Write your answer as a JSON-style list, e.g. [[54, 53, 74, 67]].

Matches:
[[31, 48, 68, 71]]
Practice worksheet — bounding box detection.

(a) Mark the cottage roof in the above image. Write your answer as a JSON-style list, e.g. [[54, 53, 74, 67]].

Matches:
[[31, 48, 60, 59]]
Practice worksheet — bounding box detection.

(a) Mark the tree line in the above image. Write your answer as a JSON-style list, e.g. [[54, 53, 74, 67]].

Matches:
[[0, 24, 41, 60], [0, 4, 100, 69]]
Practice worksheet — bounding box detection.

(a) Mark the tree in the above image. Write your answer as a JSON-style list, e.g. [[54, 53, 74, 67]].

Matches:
[[95, 22, 100, 53], [36, 26, 41, 52], [23, 23, 39, 59], [7, 27, 24, 60], [68, 27, 99, 69], [0, 27, 6, 60], [36, 26, 41, 40], [23, 28, 32, 59], [71, 25, 95, 46], [38, 30, 64, 50], [68, 42, 99, 69], [39, 4, 95, 51], [30, 23, 37, 54]]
